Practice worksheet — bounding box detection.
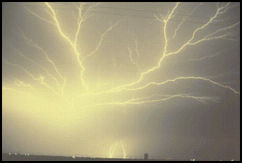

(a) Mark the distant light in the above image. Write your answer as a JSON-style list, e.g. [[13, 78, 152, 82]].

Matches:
[[190, 158, 196, 161], [72, 155, 76, 159], [8, 152, 11, 155], [14, 153, 17, 156]]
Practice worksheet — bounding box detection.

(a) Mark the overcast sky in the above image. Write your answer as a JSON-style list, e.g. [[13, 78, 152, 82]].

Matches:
[[2, 2, 240, 161]]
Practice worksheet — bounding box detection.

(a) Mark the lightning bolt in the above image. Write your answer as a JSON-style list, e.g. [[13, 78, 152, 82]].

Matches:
[[121, 142, 127, 159], [108, 142, 118, 158], [188, 21, 240, 46], [12, 46, 63, 93], [14, 79, 32, 88], [125, 76, 239, 95], [165, 3, 231, 57], [110, 2, 234, 92], [84, 21, 120, 59], [82, 2, 181, 94], [3, 59, 41, 82], [127, 40, 141, 71], [85, 93, 217, 108], [126, 2, 180, 87], [108, 141, 127, 159], [45, 2, 88, 89], [128, 47, 136, 65], [23, 5, 55, 25], [3, 3, 240, 158], [20, 31, 66, 95], [172, 3, 202, 39], [172, 15, 186, 39], [3, 59, 61, 96], [134, 40, 140, 58], [37, 2, 239, 110], [188, 52, 221, 62]]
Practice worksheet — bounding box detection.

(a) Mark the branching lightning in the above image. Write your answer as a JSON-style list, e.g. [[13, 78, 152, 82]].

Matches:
[[12, 46, 62, 91], [3, 2, 240, 158], [3, 60, 61, 95], [172, 3, 202, 39], [84, 94, 218, 108], [20, 32, 66, 95], [125, 76, 239, 95], [84, 21, 120, 59], [45, 2, 88, 89], [108, 2, 236, 92], [23, 5, 55, 25]]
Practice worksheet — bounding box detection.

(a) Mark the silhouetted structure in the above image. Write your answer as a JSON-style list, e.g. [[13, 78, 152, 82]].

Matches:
[[144, 153, 148, 160]]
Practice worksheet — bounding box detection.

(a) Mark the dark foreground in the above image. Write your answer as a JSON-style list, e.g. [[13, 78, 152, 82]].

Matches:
[[2, 153, 171, 161]]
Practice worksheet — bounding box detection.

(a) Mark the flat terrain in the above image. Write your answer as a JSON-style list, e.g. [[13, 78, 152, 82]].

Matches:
[[2, 153, 163, 161]]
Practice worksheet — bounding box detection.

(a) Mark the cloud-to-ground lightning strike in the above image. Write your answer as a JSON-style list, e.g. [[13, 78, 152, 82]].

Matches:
[[108, 141, 127, 159], [108, 143, 117, 158], [121, 142, 127, 159]]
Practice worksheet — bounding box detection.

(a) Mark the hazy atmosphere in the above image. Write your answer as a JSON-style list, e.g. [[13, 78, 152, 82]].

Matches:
[[2, 2, 240, 161]]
